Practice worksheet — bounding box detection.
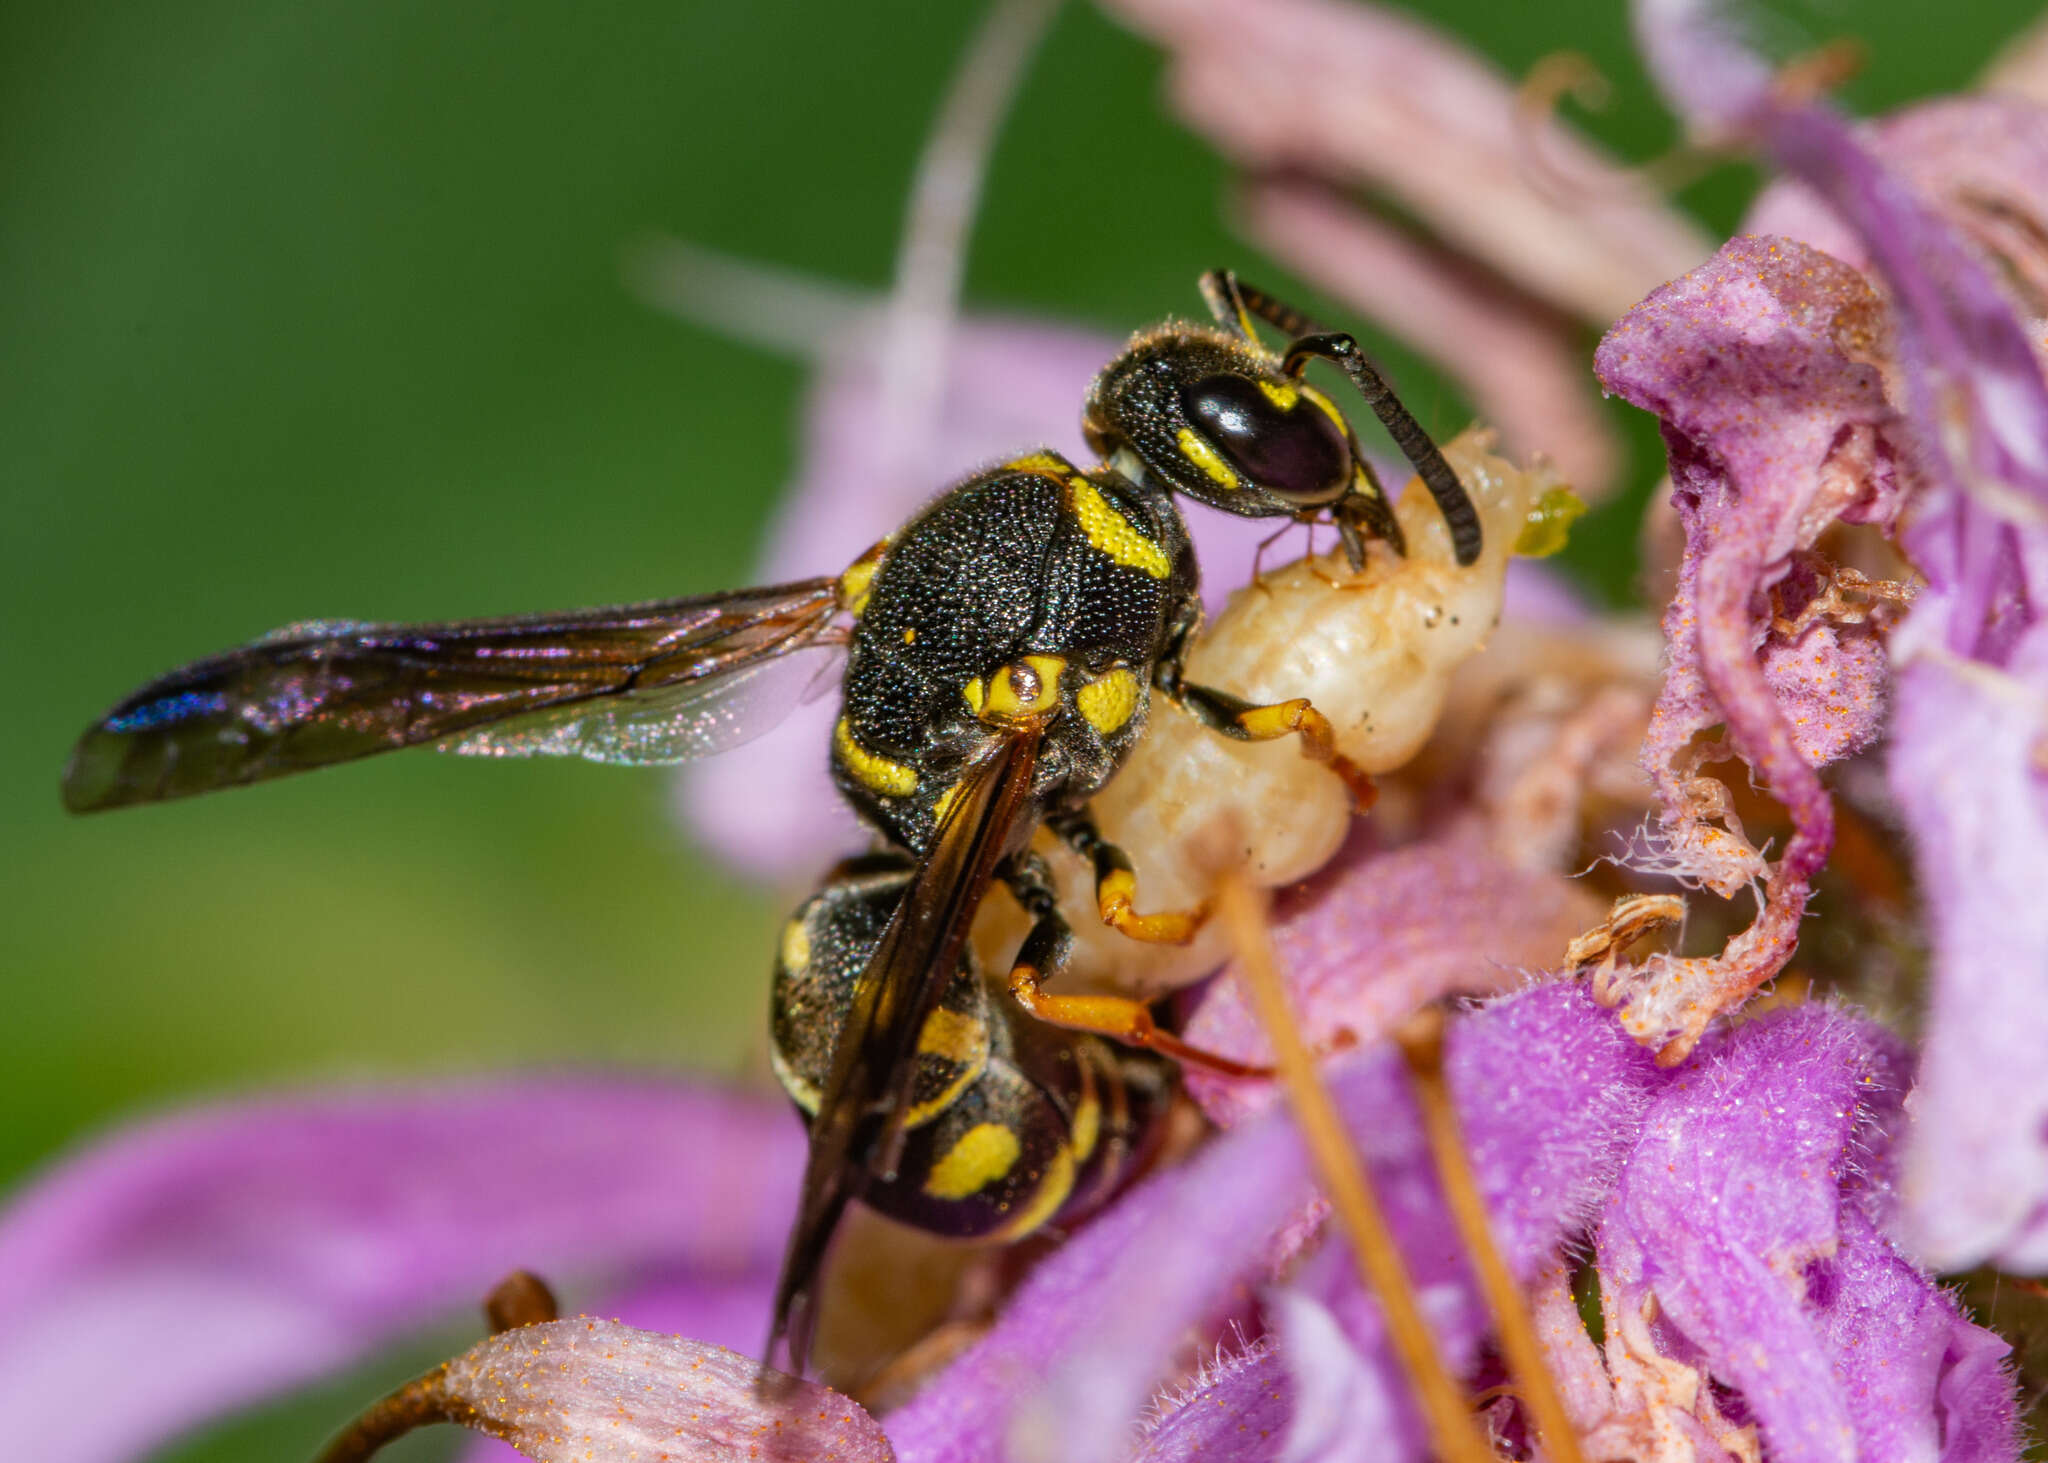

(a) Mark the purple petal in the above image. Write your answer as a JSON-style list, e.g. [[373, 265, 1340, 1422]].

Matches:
[[1892, 640, 2048, 1268], [1744, 98, 2048, 300], [1106, 0, 1711, 326], [1236, 178, 1621, 500], [1637, 1, 2048, 538], [454, 1271, 788, 1463], [1593, 235, 1903, 1056], [886, 983, 1651, 1463], [438, 1317, 890, 1463], [1635, 3, 2048, 1271], [1125, 1341, 1297, 1463], [1182, 828, 1602, 1127], [1266, 1290, 1412, 1463], [1599, 1006, 2017, 1463], [1808, 1208, 2020, 1463], [0, 1079, 801, 1463]]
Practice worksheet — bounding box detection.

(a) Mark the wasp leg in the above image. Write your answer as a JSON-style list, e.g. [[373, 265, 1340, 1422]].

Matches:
[[1162, 677, 1376, 812], [1003, 859, 1272, 1080], [1046, 808, 1207, 945]]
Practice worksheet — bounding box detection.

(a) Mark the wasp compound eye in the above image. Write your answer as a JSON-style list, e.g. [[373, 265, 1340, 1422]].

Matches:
[[1179, 374, 1351, 507]]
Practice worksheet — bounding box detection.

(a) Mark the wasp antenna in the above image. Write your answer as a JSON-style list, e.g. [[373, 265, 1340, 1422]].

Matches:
[[1282, 332, 1484, 566]]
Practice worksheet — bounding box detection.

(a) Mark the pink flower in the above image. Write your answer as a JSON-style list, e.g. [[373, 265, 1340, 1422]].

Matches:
[[14, 1, 2048, 1459]]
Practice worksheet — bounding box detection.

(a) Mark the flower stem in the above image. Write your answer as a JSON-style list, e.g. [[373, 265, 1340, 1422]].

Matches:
[[1215, 873, 1496, 1463], [1397, 1008, 1588, 1463]]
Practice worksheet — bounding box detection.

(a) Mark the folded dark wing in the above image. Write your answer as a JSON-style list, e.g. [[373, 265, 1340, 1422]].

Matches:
[[767, 726, 1045, 1376], [63, 578, 843, 812]]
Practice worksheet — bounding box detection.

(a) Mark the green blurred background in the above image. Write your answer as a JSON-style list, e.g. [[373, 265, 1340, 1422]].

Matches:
[[0, 1, 2025, 1457]]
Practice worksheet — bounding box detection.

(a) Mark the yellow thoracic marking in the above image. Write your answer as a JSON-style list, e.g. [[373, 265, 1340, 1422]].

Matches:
[[993, 1143, 1076, 1239], [1077, 667, 1141, 735], [983, 654, 1066, 720], [768, 1043, 820, 1117], [902, 626, 917, 645], [932, 779, 965, 827], [834, 717, 917, 797], [1258, 378, 1300, 411], [1175, 427, 1240, 492], [779, 917, 811, 973], [839, 554, 883, 617], [962, 677, 986, 714], [1005, 450, 1069, 475], [1301, 383, 1350, 434], [1068, 477, 1175, 576], [923, 1122, 1021, 1200]]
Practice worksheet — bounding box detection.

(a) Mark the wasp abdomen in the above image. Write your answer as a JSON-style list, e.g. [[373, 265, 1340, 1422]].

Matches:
[[768, 859, 1169, 1242]]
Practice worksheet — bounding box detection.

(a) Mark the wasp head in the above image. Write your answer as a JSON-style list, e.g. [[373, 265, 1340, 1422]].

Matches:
[[1082, 325, 1362, 525]]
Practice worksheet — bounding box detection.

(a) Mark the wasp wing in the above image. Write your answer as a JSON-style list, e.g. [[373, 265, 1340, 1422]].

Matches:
[[767, 726, 1045, 1376], [62, 578, 843, 812]]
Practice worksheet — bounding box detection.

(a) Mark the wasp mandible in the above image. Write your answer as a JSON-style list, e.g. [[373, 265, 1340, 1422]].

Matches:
[[63, 270, 1482, 1374]]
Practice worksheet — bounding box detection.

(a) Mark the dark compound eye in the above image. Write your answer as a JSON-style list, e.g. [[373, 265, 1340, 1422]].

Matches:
[[1179, 373, 1352, 506]]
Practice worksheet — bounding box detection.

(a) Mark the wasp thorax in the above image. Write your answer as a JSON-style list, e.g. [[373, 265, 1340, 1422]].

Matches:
[[1180, 374, 1352, 508]]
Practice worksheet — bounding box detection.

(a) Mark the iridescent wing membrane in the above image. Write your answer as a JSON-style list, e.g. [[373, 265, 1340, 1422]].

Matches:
[[63, 579, 844, 812]]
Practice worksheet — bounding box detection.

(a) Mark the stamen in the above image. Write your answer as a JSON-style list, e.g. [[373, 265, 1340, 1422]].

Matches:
[[315, 1270, 559, 1463], [1512, 49, 1718, 205], [1396, 1008, 1588, 1463], [485, 1269, 561, 1333], [1214, 873, 1496, 1463], [311, 1368, 458, 1463]]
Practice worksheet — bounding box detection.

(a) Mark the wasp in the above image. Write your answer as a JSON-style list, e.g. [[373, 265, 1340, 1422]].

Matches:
[[61, 271, 1482, 1374]]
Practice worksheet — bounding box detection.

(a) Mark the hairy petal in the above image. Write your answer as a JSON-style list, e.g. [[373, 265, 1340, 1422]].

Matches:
[[1598, 1007, 2016, 1463], [886, 984, 1651, 1463], [1593, 236, 1902, 1055], [1745, 98, 2048, 314], [0, 1080, 800, 1463], [1808, 1208, 2020, 1463], [1637, 0, 2048, 581], [1635, 0, 2048, 1270], [1267, 1289, 1412, 1463], [1183, 827, 1601, 1126], [1892, 642, 2048, 1267], [440, 1318, 889, 1463], [1128, 1340, 1301, 1463]]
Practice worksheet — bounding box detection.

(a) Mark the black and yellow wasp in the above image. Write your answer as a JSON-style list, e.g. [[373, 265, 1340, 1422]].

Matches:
[[62, 272, 1481, 1374]]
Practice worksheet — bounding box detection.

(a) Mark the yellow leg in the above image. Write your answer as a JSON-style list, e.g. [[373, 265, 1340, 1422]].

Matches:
[[1007, 961, 1275, 1080], [1225, 695, 1377, 811], [1095, 864, 1207, 944], [1051, 810, 1208, 946]]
